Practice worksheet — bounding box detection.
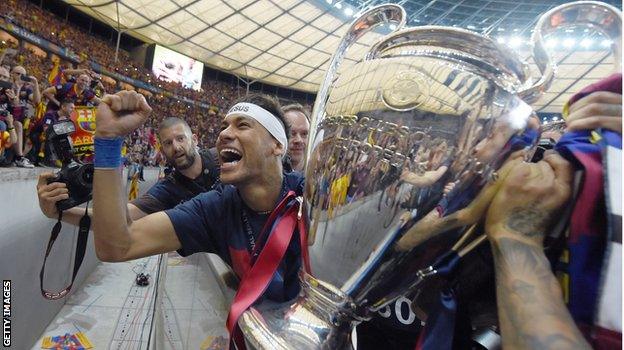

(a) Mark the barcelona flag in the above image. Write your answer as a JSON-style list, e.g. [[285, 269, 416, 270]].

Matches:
[[128, 173, 139, 200], [554, 73, 622, 348], [69, 107, 97, 163], [48, 60, 63, 86]]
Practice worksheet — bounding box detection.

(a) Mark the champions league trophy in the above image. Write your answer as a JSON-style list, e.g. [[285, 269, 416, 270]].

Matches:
[[239, 2, 622, 349]]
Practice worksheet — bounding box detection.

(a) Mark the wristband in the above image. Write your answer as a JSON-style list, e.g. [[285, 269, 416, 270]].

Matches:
[[6, 127, 14, 131], [94, 136, 124, 169]]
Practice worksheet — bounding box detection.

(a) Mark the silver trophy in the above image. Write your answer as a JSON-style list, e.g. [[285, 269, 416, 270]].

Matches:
[[239, 2, 622, 349]]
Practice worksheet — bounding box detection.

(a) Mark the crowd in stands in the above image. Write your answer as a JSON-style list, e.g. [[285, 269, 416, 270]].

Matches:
[[0, 0, 246, 105], [0, 37, 224, 168], [0, 0, 312, 170]]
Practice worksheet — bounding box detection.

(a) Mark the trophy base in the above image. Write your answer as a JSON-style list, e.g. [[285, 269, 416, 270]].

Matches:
[[239, 272, 360, 350]]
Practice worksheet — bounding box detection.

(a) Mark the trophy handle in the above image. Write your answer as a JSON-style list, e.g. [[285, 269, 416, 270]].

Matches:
[[520, 1, 622, 103], [309, 4, 406, 145]]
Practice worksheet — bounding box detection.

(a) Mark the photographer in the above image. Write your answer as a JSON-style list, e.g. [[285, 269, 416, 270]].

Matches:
[[37, 115, 220, 228], [0, 66, 33, 167], [10, 65, 41, 116], [42, 73, 100, 112]]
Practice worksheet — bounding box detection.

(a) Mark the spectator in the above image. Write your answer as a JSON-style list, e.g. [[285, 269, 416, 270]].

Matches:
[[282, 103, 310, 172], [10, 65, 41, 110], [0, 65, 33, 167], [1, 0, 309, 166], [42, 73, 100, 112]]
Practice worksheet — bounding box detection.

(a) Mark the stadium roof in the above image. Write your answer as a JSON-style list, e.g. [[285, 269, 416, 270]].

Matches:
[[64, 0, 621, 113]]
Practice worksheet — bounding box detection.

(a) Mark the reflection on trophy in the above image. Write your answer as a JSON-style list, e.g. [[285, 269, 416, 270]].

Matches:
[[239, 2, 622, 349]]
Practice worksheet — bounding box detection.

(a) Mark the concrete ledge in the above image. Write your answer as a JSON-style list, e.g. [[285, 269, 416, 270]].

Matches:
[[0, 166, 56, 182], [0, 168, 160, 348]]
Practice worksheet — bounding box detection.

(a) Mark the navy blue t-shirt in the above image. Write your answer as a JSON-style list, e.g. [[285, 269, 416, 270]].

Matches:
[[131, 149, 220, 213], [165, 172, 305, 302]]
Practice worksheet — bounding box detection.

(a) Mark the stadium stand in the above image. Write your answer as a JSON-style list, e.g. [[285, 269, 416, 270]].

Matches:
[[0, 0, 309, 167]]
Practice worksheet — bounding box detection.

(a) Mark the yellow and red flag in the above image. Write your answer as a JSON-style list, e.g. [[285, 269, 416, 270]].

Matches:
[[128, 173, 139, 200], [47, 59, 63, 86]]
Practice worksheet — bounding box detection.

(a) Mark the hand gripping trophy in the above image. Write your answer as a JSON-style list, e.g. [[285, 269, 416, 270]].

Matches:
[[239, 2, 622, 349]]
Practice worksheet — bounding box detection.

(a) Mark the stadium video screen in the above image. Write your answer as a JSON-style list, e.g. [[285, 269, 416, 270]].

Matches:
[[151, 45, 203, 91]]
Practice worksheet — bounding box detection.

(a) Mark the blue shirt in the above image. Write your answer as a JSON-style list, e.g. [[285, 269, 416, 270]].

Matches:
[[131, 149, 220, 213], [165, 172, 305, 302]]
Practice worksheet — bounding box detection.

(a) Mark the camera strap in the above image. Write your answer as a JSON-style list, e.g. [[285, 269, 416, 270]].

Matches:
[[40, 204, 91, 300]]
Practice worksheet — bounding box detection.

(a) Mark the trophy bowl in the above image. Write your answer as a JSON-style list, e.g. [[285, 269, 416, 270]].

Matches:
[[239, 2, 622, 349]]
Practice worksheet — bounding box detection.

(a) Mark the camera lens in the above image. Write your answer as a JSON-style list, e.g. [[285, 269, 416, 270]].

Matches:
[[77, 164, 94, 190]]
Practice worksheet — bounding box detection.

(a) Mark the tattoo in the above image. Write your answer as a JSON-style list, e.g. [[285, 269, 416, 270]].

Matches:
[[491, 237, 551, 280], [504, 207, 550, 238], [492, 237, 591, 350]]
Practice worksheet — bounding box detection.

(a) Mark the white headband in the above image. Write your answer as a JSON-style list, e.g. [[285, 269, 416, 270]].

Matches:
[[226, 102, 288, 153]]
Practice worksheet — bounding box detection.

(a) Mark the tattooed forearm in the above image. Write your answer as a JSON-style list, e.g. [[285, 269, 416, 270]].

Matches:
[[504, 207, 550, 238], [491, 237, 591, 350]]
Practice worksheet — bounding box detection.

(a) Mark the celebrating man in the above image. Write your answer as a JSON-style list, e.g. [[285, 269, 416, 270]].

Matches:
[[43, 73, 100, 112], [88, 91, 303, 304]]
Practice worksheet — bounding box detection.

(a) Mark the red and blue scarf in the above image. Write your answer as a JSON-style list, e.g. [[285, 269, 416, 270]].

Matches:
[[555, 73, 622, 349]]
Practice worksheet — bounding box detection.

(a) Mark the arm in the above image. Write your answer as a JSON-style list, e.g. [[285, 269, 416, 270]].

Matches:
[[42, 86, 59, 107], [5, 113, 16, 145], [4, 89, 19, 107], [92, 91, 181, 262], [400, 165, 447, 187], [29, 76, 41, 105], [92, 166, 181, 262], [485, 154, 590, 349], [490, 236, 589, 349], [37, 172, 149, 226]]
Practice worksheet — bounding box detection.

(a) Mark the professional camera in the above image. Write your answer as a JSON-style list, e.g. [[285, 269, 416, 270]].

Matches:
[[46, 119, 93, 211]]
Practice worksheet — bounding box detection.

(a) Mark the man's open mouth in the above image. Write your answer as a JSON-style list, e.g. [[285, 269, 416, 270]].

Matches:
[[220, 148, 243, 165]]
